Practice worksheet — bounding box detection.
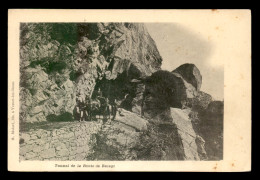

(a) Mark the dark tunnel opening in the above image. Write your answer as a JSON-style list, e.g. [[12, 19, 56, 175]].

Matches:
[[92, 71, 138, 111]]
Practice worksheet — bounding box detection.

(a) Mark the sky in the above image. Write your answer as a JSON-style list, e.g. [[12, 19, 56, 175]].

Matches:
[[146, 23, 224, 100]]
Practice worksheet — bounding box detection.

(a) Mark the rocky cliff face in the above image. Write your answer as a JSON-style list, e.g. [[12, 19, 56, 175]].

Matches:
[[191, 100, 224, 160], [19, 23, 223, 161], [20, 23, 162, 122]]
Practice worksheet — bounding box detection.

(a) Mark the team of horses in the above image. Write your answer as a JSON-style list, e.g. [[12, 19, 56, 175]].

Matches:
[[74, 96, 117, 122]]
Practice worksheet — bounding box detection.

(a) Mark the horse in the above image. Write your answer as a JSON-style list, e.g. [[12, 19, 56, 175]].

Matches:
[[86, 98, 100, 121], [96, 97, 111, 122]]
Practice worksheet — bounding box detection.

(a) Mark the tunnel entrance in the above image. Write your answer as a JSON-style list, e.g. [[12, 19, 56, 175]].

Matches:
[[92, 71, 138, 111]]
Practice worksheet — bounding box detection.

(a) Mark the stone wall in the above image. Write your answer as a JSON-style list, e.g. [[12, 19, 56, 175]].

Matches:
[[19, 122, 102, 161], [19, 110, 148, 161]]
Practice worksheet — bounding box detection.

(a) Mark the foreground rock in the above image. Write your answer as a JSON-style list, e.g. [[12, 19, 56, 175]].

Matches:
[[170, 108, 205, 160], [86, 109, 185, 160], [115, 109, 148, 131]]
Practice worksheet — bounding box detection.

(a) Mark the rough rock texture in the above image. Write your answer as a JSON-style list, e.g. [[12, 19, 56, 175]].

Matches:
[[20, 67, 76, 122], [197, 101, 224, 160], [19, 122, 102, 160], [131, 83, 145, 115], [133, 122, 185, 160], [74, 23, 162, 102], [187, 91, 213, 111], [87, 110, 185, 160], [19, 110, 148, 161], [20, 23, 162, 122], [143, 107, 207, 160], [86, 121, 142, 160], [188, 100, 224, 160], [115, 109, 148, 131], [170, 108, 200, 160]]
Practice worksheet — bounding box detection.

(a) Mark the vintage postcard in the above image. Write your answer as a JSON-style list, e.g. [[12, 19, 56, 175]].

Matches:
[[8, 9, 251, 172]]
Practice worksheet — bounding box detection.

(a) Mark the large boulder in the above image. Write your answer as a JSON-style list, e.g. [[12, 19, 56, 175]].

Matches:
[[115, 109, 148, 131], [173, 63, 202, 91], [134, 64, 202, 119], [135, 70, 199, 119]]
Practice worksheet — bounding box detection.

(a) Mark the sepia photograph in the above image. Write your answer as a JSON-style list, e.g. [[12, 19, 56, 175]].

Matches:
[[18, 22, 223, 161], [8, 9, 251, 171]]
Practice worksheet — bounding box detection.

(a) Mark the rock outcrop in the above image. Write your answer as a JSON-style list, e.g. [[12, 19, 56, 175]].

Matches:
[[192, 101, 224, 160], [20, 23, 162, 122], [170, 108, 200, 160], [74, 23, 162, 103], [19, 67, 76, 122], [188, 91, 213, 111], [132, 64, 202, 119], [87, 109, 185, 160]]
